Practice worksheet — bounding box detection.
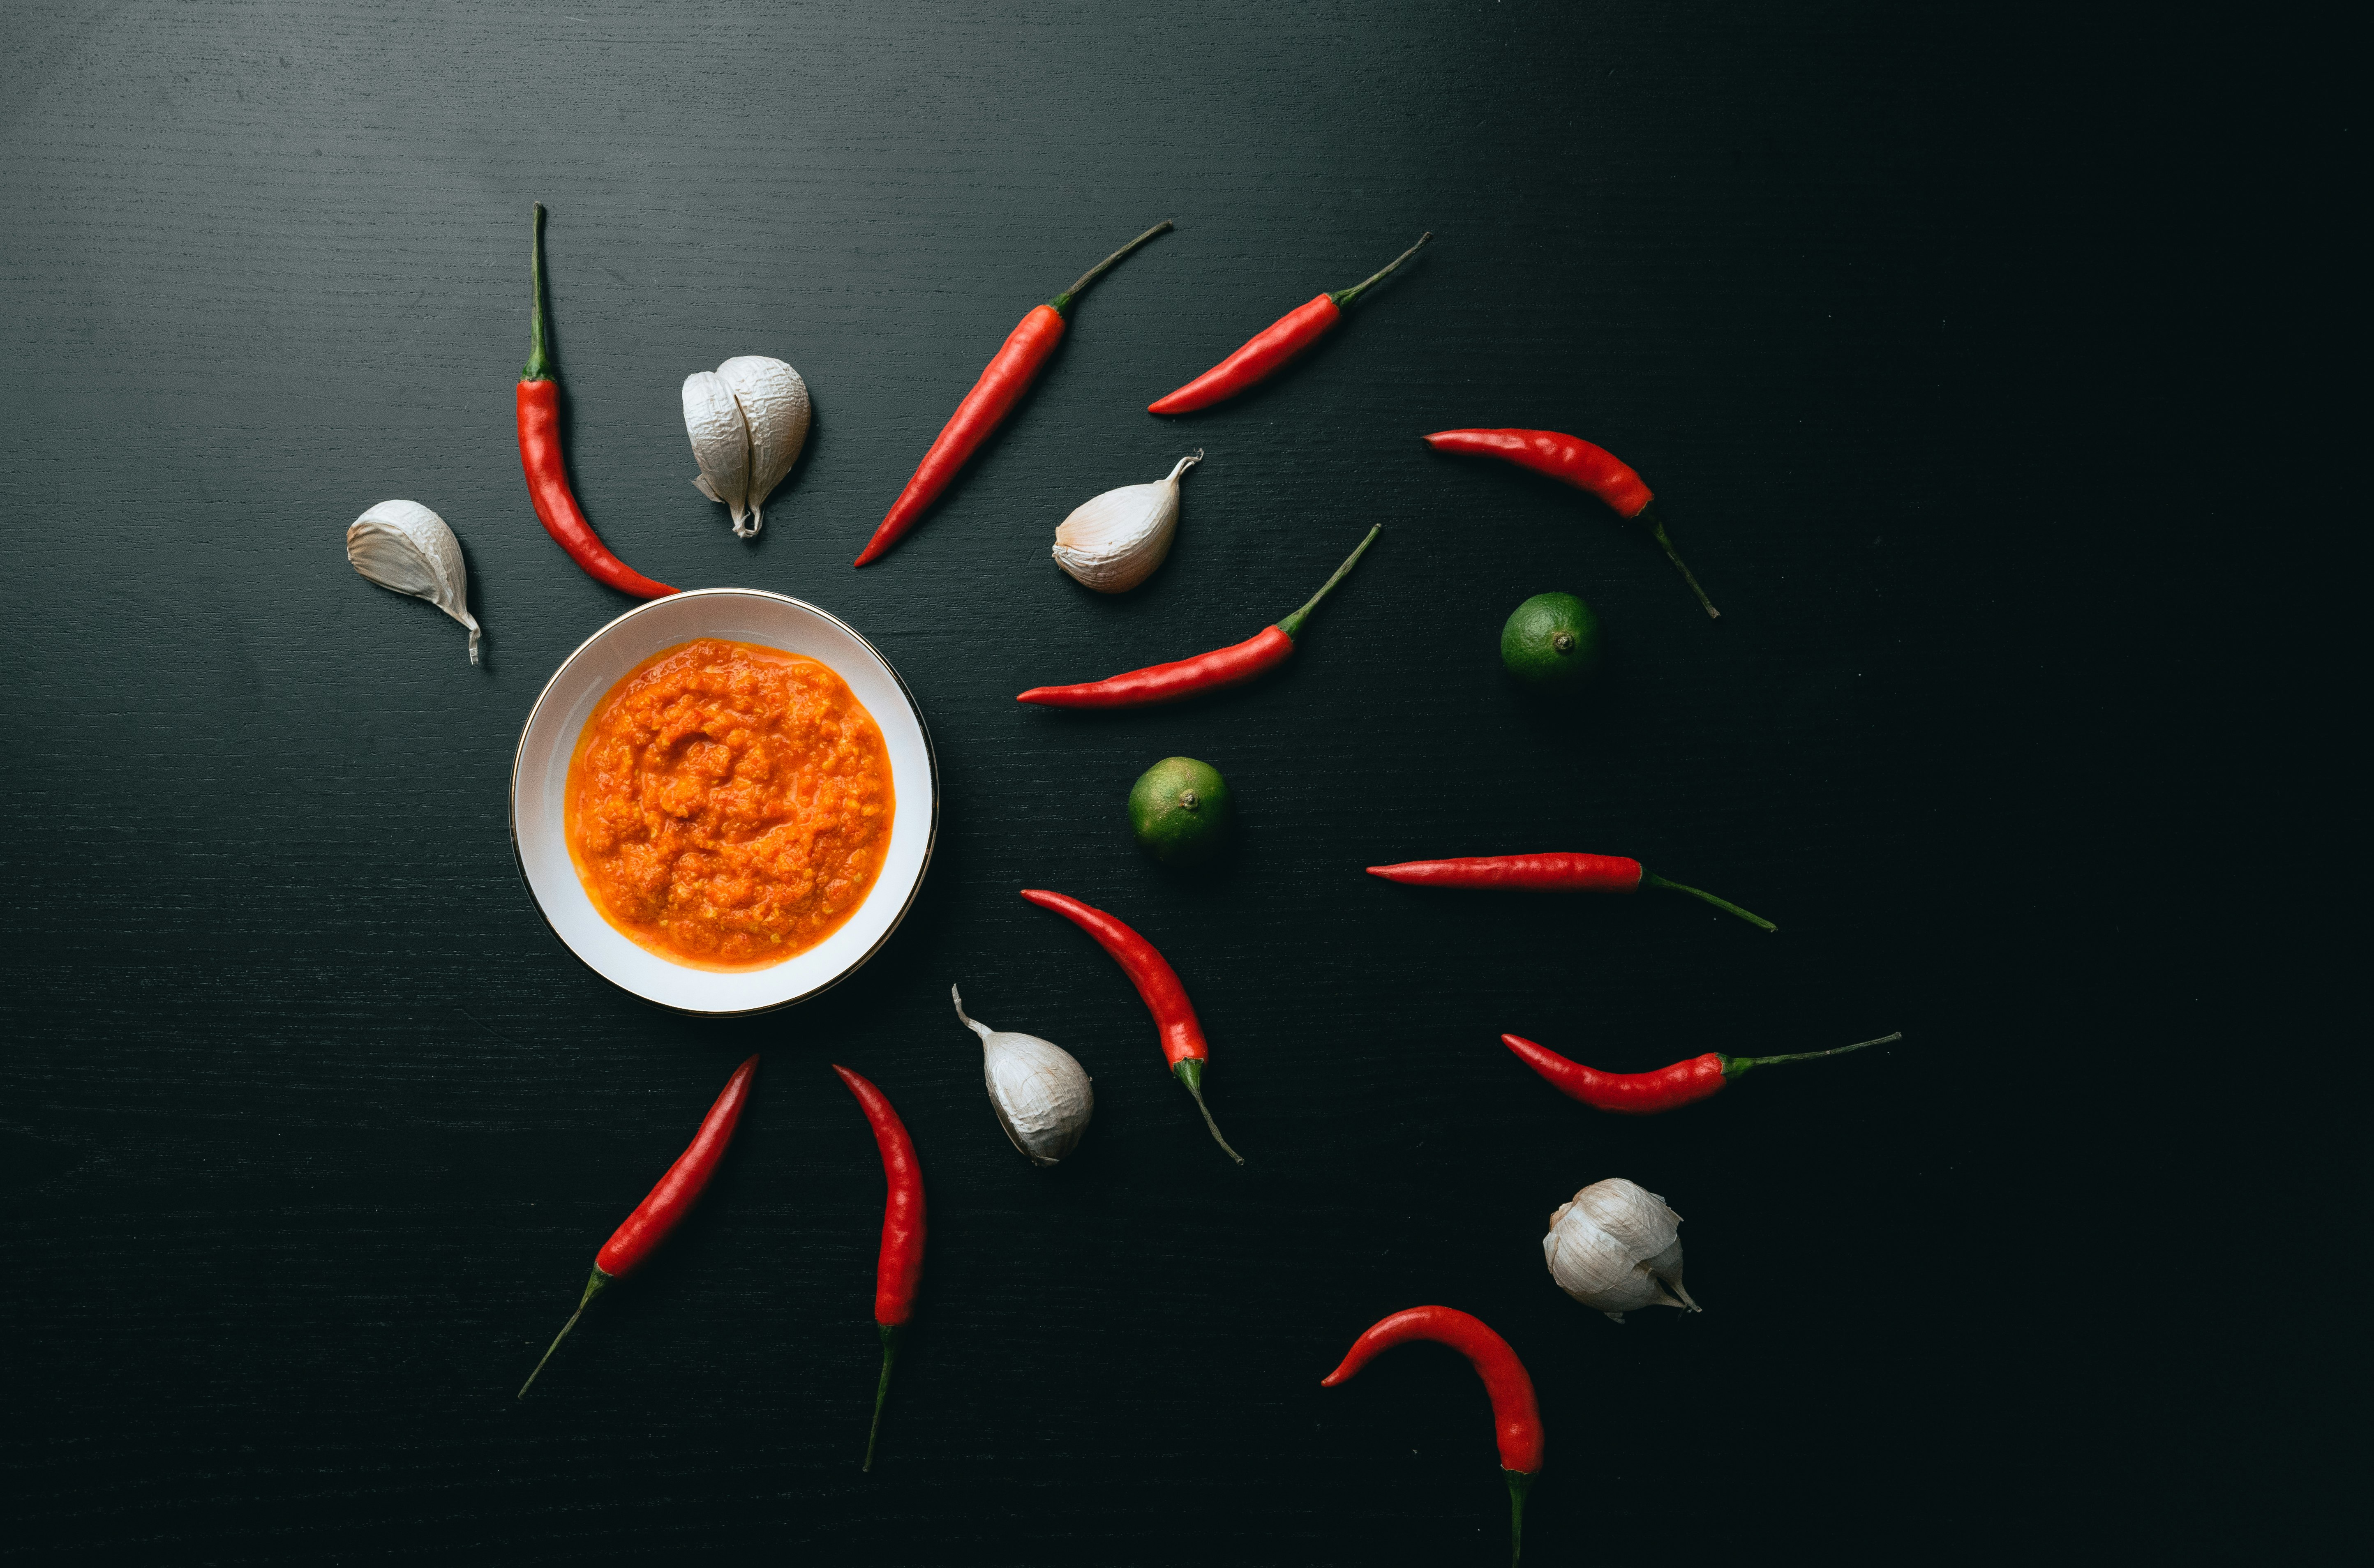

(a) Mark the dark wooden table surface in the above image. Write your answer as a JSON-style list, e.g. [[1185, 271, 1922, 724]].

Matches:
[[0, 1, 2129, 1561]]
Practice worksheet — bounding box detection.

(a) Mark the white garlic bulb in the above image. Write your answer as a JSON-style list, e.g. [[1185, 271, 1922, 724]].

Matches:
[[1052, 450, 1201, 592], [954, 985, 1093, 1167], [346, 500, 482, 664], [684, 355, 811, 539], [1543, 1177, 1702, 1323]]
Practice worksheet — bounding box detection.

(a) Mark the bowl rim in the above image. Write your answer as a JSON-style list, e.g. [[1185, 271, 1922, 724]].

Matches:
[[507, 586, 940, 1018]]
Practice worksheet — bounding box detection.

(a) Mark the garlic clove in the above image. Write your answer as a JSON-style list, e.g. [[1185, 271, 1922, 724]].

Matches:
[[682, 370, 753, 533], [716, 355, 811, 537], [346, 499, 481, 664], [1543, 1177, 1698, 1323], [1053, 450, 1201, 593], [955, 984, 1094, 1166]]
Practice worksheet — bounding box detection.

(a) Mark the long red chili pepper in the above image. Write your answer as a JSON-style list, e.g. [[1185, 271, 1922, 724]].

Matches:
[[1366, 853, 1776, 932], [1321, 1306, 1544, 1567], [1147, 233, 1432, 415], [853, 219, 1174, 567], [517, 1055, 758, 1399], [1016, 525, 1379, 709], [1501, 1030, 1904, 1114], [1018, 888, 1242, 1164], [515, 204, 675, 600], [1424, 428, 1716, 619], [832, 1065, 926, 1471]]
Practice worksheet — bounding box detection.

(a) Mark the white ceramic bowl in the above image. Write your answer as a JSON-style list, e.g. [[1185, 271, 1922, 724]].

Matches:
[[511, 588, 938, 1015]]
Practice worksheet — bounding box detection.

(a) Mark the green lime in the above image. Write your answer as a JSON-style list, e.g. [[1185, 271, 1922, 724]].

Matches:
[[1128, 756, 1233, 867], [1500, 591, 1603, 692]]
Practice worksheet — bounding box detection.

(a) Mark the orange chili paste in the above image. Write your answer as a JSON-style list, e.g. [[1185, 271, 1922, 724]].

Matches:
[[565, 639, 895, 969]]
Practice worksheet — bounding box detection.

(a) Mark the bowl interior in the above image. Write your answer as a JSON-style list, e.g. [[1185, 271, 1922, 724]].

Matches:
[[511, 589, 937, 1015]]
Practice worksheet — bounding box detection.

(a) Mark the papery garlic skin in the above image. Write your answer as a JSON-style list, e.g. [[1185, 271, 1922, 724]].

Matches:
[[682, 370, 753, 532], [346, 500, 482, 664], [1053, 450, 1201, 593], [954, 984, 1093, 1167], [716, 356, 811, 536], [1543, 1177, 1702, 1323]]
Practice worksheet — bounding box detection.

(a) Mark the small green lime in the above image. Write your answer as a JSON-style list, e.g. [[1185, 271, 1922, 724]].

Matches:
[[1500, 591, 1603, 692], [1128, 756, 1233, 867]]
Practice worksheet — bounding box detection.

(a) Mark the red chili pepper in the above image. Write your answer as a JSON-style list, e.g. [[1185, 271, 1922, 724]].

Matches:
[[1321, 1306, 1544, 1566], [831, 1065, 926, 1471], [852, 219, 1174, 567], [515, 204, 676, 600], [1016, 525, 1379, 709], [1424, 428, 1717, 619], [517, 1055, 758, 1399], [1018, 888, 1242, 1164], [1501, 1030, 1903, 1114], [1365, 853, 1776, 932], [1147, 233, 1432, 415]]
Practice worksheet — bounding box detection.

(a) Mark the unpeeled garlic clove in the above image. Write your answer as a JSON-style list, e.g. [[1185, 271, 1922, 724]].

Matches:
[[346, 500, 482, 664], [1543, 1176, 1701, 1323], [682, 370, 753, 532], [715, 355, 811, 536], [1053, 450, 1201, 593], [954, 984, 1093, 1167]]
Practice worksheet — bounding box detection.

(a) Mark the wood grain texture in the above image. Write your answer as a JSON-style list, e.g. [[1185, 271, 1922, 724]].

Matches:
[[1, 1, 2026, 1561]]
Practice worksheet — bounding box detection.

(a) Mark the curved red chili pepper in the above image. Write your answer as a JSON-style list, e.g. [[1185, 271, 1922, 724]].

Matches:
[[1148, 233, 1431, 415], [1425, 427, 1718, 619], [518, 1055, 760, 1399], [1425, 428, 1653, 515], [1019, 888, 1242, 1164], [833, 1065, 926, 1471], [1502, 1031, 1905, 1114], [1321, 1306, 1543, 1566], [1366, 853, 1776, 932], [1016, 525, 1379, 709], [516, 204, 675, 600], [854, 220, 1174, 567]]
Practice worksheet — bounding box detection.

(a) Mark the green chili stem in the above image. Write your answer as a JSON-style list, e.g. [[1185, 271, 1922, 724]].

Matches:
[[863, 1323, 901, 1471], [1049, 219, 1175, 315], [523, 202, 555, 383], [1640, 505, 1718, 618], [1505, 1469, 1535, 1567], [517, 1268, 607, 1400], [1330, 232, 1434, 309], [1173, 1059, 1244, 1165], [1643, 872, 1775, 932], [1277, 526, 1382, 641], [1723, 1032, 1903, 1080]]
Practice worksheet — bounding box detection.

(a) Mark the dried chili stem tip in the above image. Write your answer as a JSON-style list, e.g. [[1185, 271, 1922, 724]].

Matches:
[[517, 1269, 608, 1400]]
